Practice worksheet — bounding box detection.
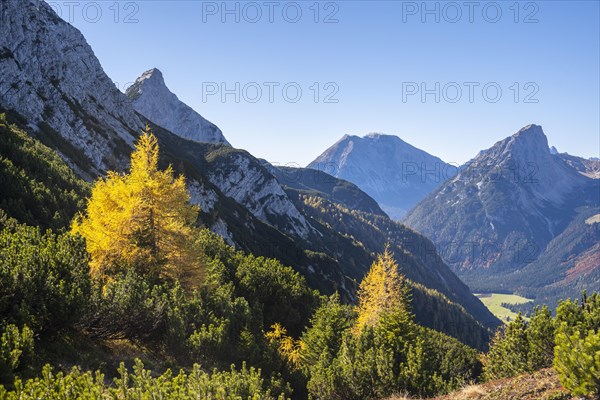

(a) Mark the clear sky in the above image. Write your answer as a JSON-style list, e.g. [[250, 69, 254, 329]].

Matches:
[[52, 0, 599, 166]]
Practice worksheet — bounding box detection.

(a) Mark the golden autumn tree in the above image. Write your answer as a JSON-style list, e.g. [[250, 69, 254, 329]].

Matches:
[[72, 126, 202, 287], [354, 245, 409, 333], [266, 323, 304, 370]]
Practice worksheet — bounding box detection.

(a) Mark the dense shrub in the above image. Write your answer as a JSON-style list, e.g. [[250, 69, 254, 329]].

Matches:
[[83, 271, 185, 342], [0, 324, 34, 385], [235, 255, 320, 337], [483, 293, 599, 398], [0, 222, 91, 333], [554, 293, 599, 397], [483, 306, 556, 380]]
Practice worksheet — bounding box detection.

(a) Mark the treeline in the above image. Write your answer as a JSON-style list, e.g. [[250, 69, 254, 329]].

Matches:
[[0, 113, 89, 230], [483, 293, 599, 397]]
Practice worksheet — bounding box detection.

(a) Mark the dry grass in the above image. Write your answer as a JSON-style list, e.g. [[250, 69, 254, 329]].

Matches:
[[386, 369, 577, 400], [456, 385, 488, 398]]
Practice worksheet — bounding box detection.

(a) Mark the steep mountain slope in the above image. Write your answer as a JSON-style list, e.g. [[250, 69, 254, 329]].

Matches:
[[0, 0, 315, 252], [0, 0, 141, 177], [0, 112, 89, 230], [0, 0, 340, 294], [308, 133, 452, 219], [500, 205, 600, 309], [557, 152, 600, 179], [279, 174, 499, 328], [267, 165, 387, 216], [126, 69, 229, 146], [404, 125, 600, 303]]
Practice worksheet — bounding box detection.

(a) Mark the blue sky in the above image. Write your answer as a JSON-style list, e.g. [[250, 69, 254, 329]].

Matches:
[[54, 0, 599, 166]]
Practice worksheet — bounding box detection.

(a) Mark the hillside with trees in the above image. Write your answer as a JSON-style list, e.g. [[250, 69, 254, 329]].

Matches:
[[0, 120, 597, 399]]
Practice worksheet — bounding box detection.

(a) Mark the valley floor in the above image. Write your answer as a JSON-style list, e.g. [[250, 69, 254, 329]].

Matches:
[[475, 293, 534, 322], [388, 369, 578, 400]]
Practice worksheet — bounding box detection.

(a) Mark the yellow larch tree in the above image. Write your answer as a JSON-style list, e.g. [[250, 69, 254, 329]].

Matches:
[[266, 323, 305, 370], [354, 245, 409, 333], [72, 126, 202, 287]]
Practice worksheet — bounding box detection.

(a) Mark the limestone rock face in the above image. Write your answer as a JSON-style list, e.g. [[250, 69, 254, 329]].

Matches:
[[0, 0, 143, 176]]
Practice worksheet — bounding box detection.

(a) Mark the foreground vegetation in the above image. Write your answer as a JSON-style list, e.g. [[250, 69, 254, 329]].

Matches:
[[0, 121, 598, 399], [483, 293, 599, 398]]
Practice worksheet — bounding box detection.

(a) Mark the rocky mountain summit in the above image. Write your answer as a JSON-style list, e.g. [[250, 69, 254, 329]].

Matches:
[[126, 69, 229, 146], [309, 133, 452, 219]]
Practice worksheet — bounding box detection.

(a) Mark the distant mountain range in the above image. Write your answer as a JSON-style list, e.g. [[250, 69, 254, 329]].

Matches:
[[404, 125, 600, 307], [308, 123, 599, 307], [0, 0, 498, 349], [309, 133, 452, 220]]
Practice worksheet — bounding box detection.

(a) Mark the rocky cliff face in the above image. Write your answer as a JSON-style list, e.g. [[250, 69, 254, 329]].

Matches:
[[309, 133, 451, 219], [0, 0, 142, 177], [126, 69, 229, 146], [203, 151, 314, 240], [404, 124, 599, 299]]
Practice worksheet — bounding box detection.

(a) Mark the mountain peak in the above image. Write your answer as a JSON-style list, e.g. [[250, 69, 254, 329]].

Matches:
[[138, 68, 164, 83], [480, 124, 549, 165], [515, 123, 543, 135], [512, 124, 548, 148], [126, 68, 167, 101], [309, 132, 449, 219], [511, 124, 546, 143], [364, 133, 411, 147], [126, 69, 230, 146]]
